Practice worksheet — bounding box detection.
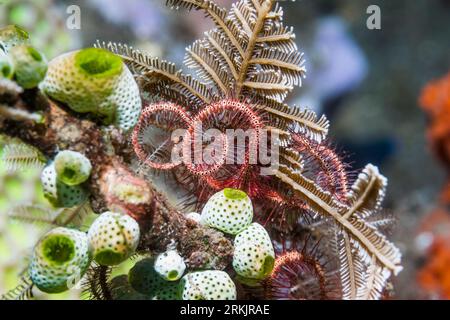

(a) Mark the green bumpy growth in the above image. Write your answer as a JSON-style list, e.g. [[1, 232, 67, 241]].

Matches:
[[128, 258, 182, 300], [0, 25, 30, 52], [9, 45, 47, 89], [154, 250, 186, 281], [40, 162, 88, 208], [200, 188, 253, 235], [180, 271, 237, 300], [0, 50, 14, 79], [87, 212, 140, 266], [233, 223, 275, 280], [40, 48, 142, 131], [29, 227, 91, 293], [54, 150, 92, 186]]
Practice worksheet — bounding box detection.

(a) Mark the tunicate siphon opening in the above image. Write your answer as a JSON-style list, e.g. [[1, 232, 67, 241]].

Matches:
[[42, 235, 75, 265], [75, 48, 122, 77]]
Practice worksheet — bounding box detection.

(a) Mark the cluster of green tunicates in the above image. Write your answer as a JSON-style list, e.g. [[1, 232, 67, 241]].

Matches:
[[31, 184, 270, 298], [29, 211, 141, 294], [109, 188, 274, 301], [1, 24, 142, 132], [0, 25, 47, 88], [112, 253, 236, 300], [111, 251, 188, 300], [200, 188, 275, 281]]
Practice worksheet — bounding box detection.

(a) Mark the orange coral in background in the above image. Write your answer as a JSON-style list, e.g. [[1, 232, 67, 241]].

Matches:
[[417, 74, 450, 299], [416, 209, 450, 299], [417, 237, 450, 299], [418, 208, 450, 238], [419, 71, 450, 204]]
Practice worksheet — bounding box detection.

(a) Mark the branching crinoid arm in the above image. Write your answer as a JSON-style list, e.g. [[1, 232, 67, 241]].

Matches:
[[0, 138, 46, 173], [94, 40, 212, 105], [226, 0, 305, 98], [253, 96, 330, 143], [275, 164, 402, 300], [167, 0, 240, 96], [0, 274, 34, 300], [167, 0, 312, 111], [7, 201, 92, 230]]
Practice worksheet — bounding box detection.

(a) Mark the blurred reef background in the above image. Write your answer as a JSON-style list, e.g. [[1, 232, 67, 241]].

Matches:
[[1, 0, 450, 299]]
